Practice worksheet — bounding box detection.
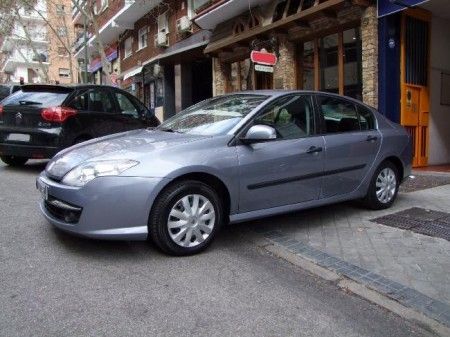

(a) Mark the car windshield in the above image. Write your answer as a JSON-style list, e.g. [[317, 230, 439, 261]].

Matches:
[[157, 94, 269, 136]]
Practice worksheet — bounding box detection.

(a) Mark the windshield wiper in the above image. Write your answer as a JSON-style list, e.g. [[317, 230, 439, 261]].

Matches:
[[158, 127, 183, 133], [19, 100, 42, 105]]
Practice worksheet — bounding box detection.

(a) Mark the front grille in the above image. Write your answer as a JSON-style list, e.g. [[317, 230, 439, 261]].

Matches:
[[45, 197, 82, 224]]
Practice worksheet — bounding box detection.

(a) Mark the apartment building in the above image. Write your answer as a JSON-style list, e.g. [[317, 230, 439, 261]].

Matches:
[[73, 0, 213, 120], [0, 0, 75, 84]]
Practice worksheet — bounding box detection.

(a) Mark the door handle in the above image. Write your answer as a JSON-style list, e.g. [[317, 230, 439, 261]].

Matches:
[[306, 146, 323, 154], [366, 135, 378, 142]]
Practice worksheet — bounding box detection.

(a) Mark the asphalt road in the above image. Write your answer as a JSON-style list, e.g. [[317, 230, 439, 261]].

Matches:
[[0, 160, 436, 337]]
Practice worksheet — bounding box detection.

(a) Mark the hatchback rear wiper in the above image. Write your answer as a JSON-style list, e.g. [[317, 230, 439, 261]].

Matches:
[[19, 100, 42, 105]]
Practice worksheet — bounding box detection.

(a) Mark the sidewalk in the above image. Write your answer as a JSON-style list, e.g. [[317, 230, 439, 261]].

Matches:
[[241, 173, 450, 332]]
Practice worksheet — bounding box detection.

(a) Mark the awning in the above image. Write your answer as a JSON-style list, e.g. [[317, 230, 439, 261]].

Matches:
[[377, 0, 430, 18], [194, 0, 272, 30], [122, 66, 143, 80]]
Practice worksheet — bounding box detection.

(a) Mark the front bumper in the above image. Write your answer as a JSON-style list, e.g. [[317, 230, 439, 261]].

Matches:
[[36, 173, 169, 240]]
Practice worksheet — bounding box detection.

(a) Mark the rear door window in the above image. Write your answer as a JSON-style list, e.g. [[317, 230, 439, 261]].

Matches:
[[67, 89, 114, 113], [357, 105, 376, 130], [2, 89, 70, 108], [318, 96, 360, 133], [115, 92, 140, 118]]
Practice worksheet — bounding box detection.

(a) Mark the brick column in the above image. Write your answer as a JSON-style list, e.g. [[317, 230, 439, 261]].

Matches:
[[212, 57, 230, 96], [273, 35, 296, 90], [361, 5, 378, 108]]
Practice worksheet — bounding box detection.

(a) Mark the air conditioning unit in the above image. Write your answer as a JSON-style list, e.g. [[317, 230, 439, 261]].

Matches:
[[176, 15, 192, 34], [154, 32, 168, 48]]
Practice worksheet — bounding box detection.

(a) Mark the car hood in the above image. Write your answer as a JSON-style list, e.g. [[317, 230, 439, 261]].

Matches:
[[46, 129, 208, 179]]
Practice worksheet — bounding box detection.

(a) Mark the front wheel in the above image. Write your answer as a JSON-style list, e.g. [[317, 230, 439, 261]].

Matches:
[[363, 161, 399, 210], [0, 155, 28, 167], [148, 180, 223, 256]]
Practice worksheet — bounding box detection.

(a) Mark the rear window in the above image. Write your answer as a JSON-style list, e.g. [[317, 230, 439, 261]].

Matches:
[[2, 89, 70, 108]]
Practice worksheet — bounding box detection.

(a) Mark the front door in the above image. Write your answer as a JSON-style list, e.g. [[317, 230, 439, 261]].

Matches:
[[317, 95, 381, 198], [400, 10, 431, 167], [237, 94, 324, 213]]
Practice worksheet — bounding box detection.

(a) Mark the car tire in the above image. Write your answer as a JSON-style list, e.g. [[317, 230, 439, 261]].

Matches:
[[363, 161, 399, 210], [0, 155, 28, 167], [148, 180, 223, 256]]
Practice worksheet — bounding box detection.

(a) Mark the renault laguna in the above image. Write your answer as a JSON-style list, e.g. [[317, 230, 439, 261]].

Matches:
[[37, 91, 412, 255]]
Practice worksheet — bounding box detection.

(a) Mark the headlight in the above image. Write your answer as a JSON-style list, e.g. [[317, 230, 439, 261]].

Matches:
[[62, 159, 139, 187]]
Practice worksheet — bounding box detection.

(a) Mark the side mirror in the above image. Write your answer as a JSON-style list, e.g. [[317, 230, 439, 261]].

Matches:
[[240, 124, 277, 144]]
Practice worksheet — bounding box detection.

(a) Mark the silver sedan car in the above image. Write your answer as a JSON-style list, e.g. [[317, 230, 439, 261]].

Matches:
[[37, 91, 412, 255]]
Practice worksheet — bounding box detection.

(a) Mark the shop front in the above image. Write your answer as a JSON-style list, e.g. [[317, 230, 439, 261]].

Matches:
[[198, 0, 375, 106]]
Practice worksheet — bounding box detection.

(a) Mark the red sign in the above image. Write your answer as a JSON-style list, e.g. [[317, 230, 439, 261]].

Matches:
[[250, 50, 278, 66]]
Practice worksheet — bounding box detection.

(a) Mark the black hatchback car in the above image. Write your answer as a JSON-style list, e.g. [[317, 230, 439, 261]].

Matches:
[[0, 84, 159, 166]]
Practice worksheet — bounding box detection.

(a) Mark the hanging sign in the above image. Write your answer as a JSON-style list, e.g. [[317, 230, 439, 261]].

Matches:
[[250, 50, 277, 66]]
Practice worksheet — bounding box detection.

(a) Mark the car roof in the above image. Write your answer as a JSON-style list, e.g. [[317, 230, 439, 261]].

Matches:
[[19, 84, 121, 90], [231, 90, 376, 110]]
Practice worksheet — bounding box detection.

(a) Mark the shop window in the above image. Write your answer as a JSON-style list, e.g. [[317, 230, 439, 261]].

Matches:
[[272, 0, 288, 22], [124, 37, 133, 58], [138, 26, 148, 50], [343, 28, 362, 100], [301, 41, 314, 90], [298, 27, 363, 100]]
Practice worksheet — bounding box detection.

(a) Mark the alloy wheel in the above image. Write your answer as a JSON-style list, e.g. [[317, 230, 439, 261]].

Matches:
[[375, 168, 397, 204], [167, 194, 216, 248]]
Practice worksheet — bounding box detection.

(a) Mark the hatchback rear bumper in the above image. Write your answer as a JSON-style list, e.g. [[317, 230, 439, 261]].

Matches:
[[0, 143, 59, 159]]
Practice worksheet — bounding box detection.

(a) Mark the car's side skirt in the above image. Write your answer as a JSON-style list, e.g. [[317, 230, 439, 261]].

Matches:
[[229, 189, 365, 224]]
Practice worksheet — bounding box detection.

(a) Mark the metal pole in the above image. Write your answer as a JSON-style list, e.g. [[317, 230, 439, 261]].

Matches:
[[83, 5, 88, 83]]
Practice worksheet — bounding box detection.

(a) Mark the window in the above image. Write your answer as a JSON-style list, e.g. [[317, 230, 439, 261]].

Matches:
[[357, 106, 376, 130], [68, 89, 114, 113], [115, 92, 139, 118], [319, 96, 360, 133], [138, 26, 148, 50], [298, 27, 363, 100], [124, 37, 133, 58], [193, 0, 210, 13], [56, 4, 65, 15], [58, 47, 68, 56], [57, 27, 67, 37], [157, 12, 169, 33], [59, 68, 70, 78], [255, 95, 315, 139]]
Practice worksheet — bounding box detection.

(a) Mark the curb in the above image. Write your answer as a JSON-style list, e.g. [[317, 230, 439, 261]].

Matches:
[[250, 229, 450, 337]]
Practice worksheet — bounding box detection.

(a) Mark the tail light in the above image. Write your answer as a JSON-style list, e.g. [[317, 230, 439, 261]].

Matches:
[[0, 105, 3, 117], [41, 106, 77, 123]]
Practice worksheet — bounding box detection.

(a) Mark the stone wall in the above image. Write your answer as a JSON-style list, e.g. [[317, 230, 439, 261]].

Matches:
[[273, 34, 296, 90], [212, 58, 230, 96], [361, 5, 379, 108]]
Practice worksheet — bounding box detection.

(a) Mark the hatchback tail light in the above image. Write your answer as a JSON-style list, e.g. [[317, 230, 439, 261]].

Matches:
[[0, 105, 3, 117], [41, 106, 77, 123]]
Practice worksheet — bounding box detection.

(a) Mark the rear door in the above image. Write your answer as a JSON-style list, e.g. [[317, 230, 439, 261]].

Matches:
[[317, 95, 381, 198], [111, 90, 159, 129], [65, 88, 120, 138], [237, 94, 325, 213]]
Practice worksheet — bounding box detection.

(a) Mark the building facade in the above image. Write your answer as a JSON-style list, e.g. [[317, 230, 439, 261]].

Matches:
[[0, 0, 75, 84]]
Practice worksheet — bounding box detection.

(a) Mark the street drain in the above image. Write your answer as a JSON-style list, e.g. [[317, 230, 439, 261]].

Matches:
[[371, 207, 450, 241]]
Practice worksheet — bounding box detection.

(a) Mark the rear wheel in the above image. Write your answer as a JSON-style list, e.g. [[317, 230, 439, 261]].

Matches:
[[363, 161, 399, 210], [149, 180, 223, 256], [0, 155, 28, 167]]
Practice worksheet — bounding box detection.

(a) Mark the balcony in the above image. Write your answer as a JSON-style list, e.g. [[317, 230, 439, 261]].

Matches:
[[1, 52, 49, 73], [74, 0, 162, 58], [72, 0, 87, 25], [1, 35, 48, 53]]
